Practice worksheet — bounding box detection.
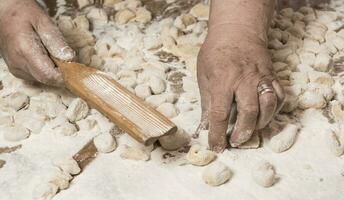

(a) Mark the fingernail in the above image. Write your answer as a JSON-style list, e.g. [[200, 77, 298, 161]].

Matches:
[[58, 46, 75, 61]]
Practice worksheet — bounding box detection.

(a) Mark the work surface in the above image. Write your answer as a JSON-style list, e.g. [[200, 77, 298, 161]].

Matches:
[[1, 0, 344, 199]]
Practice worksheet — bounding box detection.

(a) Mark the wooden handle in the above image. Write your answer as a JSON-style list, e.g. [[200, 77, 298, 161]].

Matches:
[[53, 57, 177, 145]]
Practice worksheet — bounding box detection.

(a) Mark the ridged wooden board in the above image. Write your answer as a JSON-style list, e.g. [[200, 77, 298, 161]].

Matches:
[[52, 57, 177, 146]]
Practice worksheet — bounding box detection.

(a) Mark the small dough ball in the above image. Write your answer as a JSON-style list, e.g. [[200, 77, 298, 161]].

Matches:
[[65, 98, 89, 122], [156, 103, 179, 118], [115, 9, 136, 25], [6, 92, 29, 111], [54, 158, 81, 175], [298, 90, 327, 109], [202, 161, 232, 186], [149, 76, 166, 95], [134, 84, 152, 99], [327, 130, 344, 157], [190, 3, 209, 20], [134, 7, 152, 24], [32, 183, 58, 200], [48, 170, 73, 190], [2, 124, 30, 142], [269, 124, 299, 153], [77, 0, 94, 8], [54, 122, 77, 136], [76, 118, 98, 131], [186, 144, 216, 166], [252, 161, 276, 187], [94, 132, 117, 153], [159, 128, 190, 151], [14, 110, 47, 134], [120, 145, 150, 161], [314, 53, 331, 72]]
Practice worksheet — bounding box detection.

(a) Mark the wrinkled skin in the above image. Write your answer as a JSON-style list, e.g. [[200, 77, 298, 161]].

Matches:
[[0, 0, 75, 86], [197, 25, 285, 152]]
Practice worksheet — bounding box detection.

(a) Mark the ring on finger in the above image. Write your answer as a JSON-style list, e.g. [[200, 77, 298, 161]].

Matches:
[[257, 83, 274, 95]]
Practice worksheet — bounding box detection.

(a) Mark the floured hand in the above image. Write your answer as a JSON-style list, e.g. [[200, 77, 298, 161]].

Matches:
[[0, 0, 75, 86], [197, 25, 285, 152]]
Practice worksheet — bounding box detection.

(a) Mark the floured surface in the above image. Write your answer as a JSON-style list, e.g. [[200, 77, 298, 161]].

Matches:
[[1, 0, 344, 200]]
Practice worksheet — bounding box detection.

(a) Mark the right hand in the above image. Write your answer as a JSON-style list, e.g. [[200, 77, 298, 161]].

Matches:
[[0, 0, 75, 86], [197, 25, 285, 152]]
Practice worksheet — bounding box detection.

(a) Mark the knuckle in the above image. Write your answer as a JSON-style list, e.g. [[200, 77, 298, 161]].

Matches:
[[210, 109, 229, 122], [241, 104, 259, 116]]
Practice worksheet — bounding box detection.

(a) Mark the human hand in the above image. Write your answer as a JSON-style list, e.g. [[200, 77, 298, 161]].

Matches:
[[0, 0, 75, 86], [197, 25, 285, 152]]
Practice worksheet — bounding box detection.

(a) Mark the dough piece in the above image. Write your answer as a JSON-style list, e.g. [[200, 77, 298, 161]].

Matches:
[[104, 0, 122, 6], [251, 161, 276, 187], [148, 76, 166, 95], [77, 0, 94, 8], [314, 53, 331, 72], [134, 7, 152, 24], [289, 72, 309, 85], [272, 48, 293, 62], [308, 71, 334, 86], [303, 39, 320, 54], [268, 29, 282, 41], [190, 3, 209, 20], [115, 9, 136, 25], [327, 130, 344, 157], [2, 124, 30, 142], [269, 124, 299, 153], [330, 101, 344, 123], [134, 84, 152, 99], [298, 90, 327, 109], [238, 133, 260, 149], [280, 8, 294, 18], [118, 77, 137, 89], [78, 45, 95, 65], [14, 110, 47, 134], [275, 19, 293, 30], [48, 170, 73, 190], [159, 128, 190, 151], [186, 144, 216, 166], [30, 92, 66, 118], [202, 161, 232, 186], [32, 183, 58, 200], [65, 98, 89, 122], [298, 51, 316, 66], [156, 103, 179, 118], [73, 15, 90, 31], [93, 132, 117, 153], [285, 53, 300, 69], [120, 145, 150, 161], [268, 39, 283, 50], [0, 115, 12, 126], [87, 8, 108, 25], [272, 62, 288, 72], [54, 158, 81, 175], [76, 118, 98, 131], [54, 122, 77, 136], [6, 92, 29, 111]]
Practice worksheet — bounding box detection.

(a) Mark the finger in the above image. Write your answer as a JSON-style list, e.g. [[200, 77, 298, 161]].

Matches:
[[19, 31, 64, 87], [197, 54, 211, 130], [272, 80, 286, 113], [230, 76, 259, 147], [208, 87, 233, 153], [256, 90, 277, 129], [32, 12, 75, 61]]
